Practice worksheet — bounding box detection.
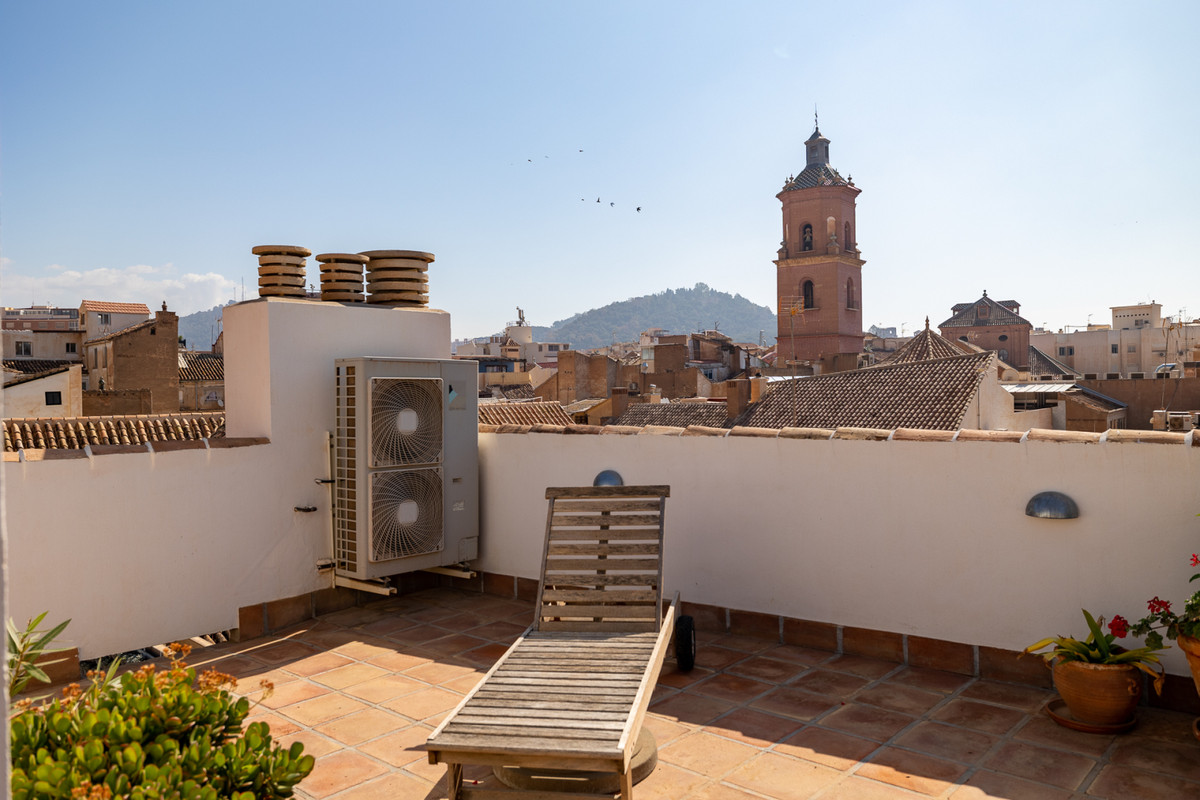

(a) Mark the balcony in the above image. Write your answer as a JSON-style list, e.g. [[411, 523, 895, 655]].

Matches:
[[111, 586, 1194, 799]]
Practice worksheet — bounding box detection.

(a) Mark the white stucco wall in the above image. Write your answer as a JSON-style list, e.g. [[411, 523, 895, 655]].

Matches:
[[3, 365, 83, 417], [5, 299, 452, 658], [476, 430, 1200, 676]]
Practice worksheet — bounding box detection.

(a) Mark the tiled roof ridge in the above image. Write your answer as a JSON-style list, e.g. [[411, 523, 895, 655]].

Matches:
[[3, 364, 73, 388], [4, 412, 225, 452], [80, 300, 151, 314], [479, 422, 1198, 447], [178, 351, 225, 381], [939, 295, 1032, 328]]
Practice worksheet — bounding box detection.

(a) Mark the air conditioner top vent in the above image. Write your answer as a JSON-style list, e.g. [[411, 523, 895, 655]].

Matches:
[[370, 378, 443, 466]]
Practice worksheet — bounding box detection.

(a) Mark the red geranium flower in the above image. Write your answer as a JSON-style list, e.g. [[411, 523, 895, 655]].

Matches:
[[1108, 615, 1129, 638], [1147, 596, 1172, 615], [1191, 553, 1199, 567]]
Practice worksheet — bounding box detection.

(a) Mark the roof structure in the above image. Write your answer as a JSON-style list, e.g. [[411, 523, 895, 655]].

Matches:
[[611, 401, 730, 429], [84, 317, 158, 345], [1063, 388, 1126, 414], [477, 400, 572, 428], [179, 352, 224, 382], [1028, 346, 1081, 377], [733, 351, 996, 431], [940, 293, 1032, 329], [952, 300, 1019, 315], [80, 301, 151, 315], [3, 359, 77, 375], [3, 365, 71, 389], [3, 412, 225, 451], [780, 127, 852, 192], [877, 320, 973, 365], [495, 384, 534, 400]]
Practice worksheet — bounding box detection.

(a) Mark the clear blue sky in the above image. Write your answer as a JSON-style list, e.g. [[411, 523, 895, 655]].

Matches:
[[3, 1, 1198, 341]]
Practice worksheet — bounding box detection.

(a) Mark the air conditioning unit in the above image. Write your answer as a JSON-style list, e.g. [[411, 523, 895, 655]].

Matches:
[[333, 357, 479, 582], [1167, 413, 1194, 432]]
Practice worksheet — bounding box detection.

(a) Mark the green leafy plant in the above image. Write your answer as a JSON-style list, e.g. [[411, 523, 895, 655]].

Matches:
[[1128, 551, 1200, 647], [10, 644, 314, 799], [7, 612, 72, 698], [1024, 608, 1165, 694]]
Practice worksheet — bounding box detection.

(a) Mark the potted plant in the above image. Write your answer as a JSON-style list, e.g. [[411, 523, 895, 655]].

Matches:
[[1024, 609, 1165, 729], [1127, 552, 1200, 698]]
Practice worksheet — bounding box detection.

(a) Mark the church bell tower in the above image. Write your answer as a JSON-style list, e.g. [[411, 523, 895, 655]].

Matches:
[[774, 121, 865, 372]]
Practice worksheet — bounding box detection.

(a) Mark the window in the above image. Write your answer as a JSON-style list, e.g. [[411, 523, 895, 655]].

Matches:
[[15, 341, 31, 356], [801, 280, 815, 310], [1127, 345, 1137, 353], [98, 313, 111, 326], [998, 334, 1008, 342], [548, 344, 560, 351], [844, 222, 852, 251], [65, 342, 77, 354], [998, 348, 1009, 362], [92, 349, 98, 368], [846, 278, 856, 309], [1058, 347, 1066, 356], [801, 224, 813, 252], [45, 391, 62, 406], [1111, 344, 1118, 354]]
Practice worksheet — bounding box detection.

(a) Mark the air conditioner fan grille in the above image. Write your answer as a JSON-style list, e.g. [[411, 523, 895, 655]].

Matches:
[[370, 469, 444, 561]]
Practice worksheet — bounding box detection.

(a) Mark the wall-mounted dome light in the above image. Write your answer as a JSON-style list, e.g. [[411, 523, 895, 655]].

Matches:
[[1025, 491, 1079, 519], [593, 470, 624, 487]]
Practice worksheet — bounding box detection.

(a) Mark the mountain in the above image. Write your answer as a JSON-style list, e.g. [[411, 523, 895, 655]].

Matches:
[[530, 284, 777, 350], [178, 303, 233, 351]]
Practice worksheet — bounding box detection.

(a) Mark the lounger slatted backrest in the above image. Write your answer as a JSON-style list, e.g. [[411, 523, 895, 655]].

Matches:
[[535, 485, 670, 634]]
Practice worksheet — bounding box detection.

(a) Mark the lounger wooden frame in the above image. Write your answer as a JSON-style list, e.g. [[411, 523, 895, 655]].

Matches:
[[425, 485, 675, 799]]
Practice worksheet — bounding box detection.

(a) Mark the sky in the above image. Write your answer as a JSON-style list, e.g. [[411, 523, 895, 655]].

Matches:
[[2, 1, 1198, 342]]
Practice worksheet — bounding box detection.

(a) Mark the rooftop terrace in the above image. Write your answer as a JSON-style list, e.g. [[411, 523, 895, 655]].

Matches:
[[165, 587, 1199, 800]]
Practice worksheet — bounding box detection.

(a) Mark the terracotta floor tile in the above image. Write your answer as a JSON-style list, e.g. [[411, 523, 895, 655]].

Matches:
[[789, 668, 870, 699], [893, 721, 998, 764], [856, 746, 967, 796], [691, 672, 774, 704], [195, 654, 269, 678], [959, 679, 1053, 712], [458, 642, 509, 667], [695, 645, 751, 671], [1012, 714, 1115, 757], [776, 725, 880, 771], [278, 650, 355, 678], [626, 761, 711, 800], [340, 673, 426, 704], [399, 605, 458, 624], [886, 665, 972, 694], [355, 615, 422, 638], [356, 724, 435, 767], [463, 619, 528, 643], [724, 752, 843, 799], [644, 713, 696, 747], [383, 624, 452, 646], [245, 711, 302, 738], [281, 692, 370, 726], [749, 687, 840, 722], [327, 772, 435, 800], [253, 640, 323, 665], [314, 706, 409, 746], [365, 649, 434, 672], [823, 654, 899, 679], [301, 749, 389, 798], [418, 633, 489, 657], [717, 634, 778, 654], [727, 656, 809, 684], [658, 664, 714, 689], [761, 644, 835, 666], [1086, 764, 1200, 800], [819, 702, 916, 742], [702, 707, 804, 747], [856, 683, 945, 716], [441, 672, 486, 694], [948, 769, 1075, 799], [404, 660, 480, 686], [401, 752, 450, 784], [818, 776, 935, 798], [332, 638, 402, 662], [294, 626, 365, 650], [983, 740, 1095, 791], [310, 662, 389, 690], [382, 687, 464, 722], [277, 727, 343, 759], [651, 691, 737, 726], [1132, 707, 1200, 745], [658, 731, 760, 777], [930, 697, 1025, 735], [687, 783, 767, 800], [258, 679, 332, 710], [320, 606, 395, 628], [1110, 737, 1200, 782]]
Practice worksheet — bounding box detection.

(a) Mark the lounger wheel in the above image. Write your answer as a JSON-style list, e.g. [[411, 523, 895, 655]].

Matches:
[[675, 614, 696, 671]]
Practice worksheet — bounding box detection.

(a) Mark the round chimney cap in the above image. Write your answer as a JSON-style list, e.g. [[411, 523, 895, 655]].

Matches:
[[252, 244, 312, 257], [359, 249, 435, 262]]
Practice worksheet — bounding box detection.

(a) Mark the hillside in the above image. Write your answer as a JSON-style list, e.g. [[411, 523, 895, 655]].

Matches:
[[178, 303, 232, 351], [531, 284, 776, 349]]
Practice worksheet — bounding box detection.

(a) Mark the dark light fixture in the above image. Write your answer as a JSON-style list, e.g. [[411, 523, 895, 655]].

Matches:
[[1025, 491, 1079, 519], [593, 470, 624, 487]]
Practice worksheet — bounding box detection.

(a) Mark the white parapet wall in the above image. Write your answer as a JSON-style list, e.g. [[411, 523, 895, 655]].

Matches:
[[475, 429, 1200, 676], [5, 298, 453, 658]]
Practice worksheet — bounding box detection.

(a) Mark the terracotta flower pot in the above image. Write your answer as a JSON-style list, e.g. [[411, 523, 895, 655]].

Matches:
[[1053, 660, 1141, 726], [1177, 635, 1200, 693]]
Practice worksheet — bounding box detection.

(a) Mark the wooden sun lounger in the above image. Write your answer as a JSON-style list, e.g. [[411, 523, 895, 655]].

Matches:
[[425, 485, 677, 799]]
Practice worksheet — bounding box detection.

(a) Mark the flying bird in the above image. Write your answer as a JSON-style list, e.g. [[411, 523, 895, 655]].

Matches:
[[636, 207, 642, 212], [610, 202, 615, 207], [596, 198, 600, 203]]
